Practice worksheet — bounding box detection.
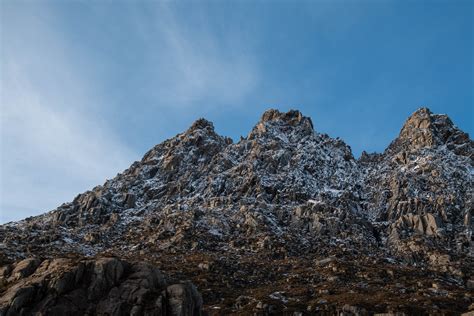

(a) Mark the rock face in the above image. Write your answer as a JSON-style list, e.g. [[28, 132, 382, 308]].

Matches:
[[0, 257, 202, 316], [362, 108, 473, 263], [388, 107, 472, 155], [0, 108, 473, 314]]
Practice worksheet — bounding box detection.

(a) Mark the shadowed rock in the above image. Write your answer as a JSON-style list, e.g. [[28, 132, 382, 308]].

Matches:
[[0, 257, 202, 316]]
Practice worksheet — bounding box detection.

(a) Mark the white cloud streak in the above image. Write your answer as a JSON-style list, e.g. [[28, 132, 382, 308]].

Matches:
[[0, 2, 260, 223], [0, 3, 136, 223], [131, 3, 259, 108]]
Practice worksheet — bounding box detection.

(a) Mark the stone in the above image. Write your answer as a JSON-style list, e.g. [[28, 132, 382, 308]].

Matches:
[[0, 257, 203, 316], [9, 258, 40, 281], [124, 193, 136, 208], [197, 262, 210, 271], [166, 282, 202, 316]]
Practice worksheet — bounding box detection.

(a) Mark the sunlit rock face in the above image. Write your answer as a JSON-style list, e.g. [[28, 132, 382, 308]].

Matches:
[[1, 108, 472, 315], [387, 107, 472, 155]]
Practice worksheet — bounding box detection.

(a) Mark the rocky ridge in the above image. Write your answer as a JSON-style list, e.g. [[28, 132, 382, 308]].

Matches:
[[1, 107, 473, 315]]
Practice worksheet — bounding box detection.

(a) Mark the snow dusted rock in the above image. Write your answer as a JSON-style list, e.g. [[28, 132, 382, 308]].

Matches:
[[0, 107, 472, 314], [387, 107, 472, 156], [362, 108, 473, 262], [390, 212, 443, 237]]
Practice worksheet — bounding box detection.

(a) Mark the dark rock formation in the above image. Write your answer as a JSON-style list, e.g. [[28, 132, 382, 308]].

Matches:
[[0, 257, 202, 316]]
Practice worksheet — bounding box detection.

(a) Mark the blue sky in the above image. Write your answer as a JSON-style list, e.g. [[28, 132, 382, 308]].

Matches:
[[1, 0, 472, 223]]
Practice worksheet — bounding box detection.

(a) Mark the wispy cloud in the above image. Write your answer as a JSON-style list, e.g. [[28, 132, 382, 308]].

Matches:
[[130, 3, 260, 108], [0, 1, 260, 223], [0, 3, 136, 223]]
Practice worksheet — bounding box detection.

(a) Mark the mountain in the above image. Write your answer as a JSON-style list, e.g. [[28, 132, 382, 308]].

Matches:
[[1, 108, 473, 315]]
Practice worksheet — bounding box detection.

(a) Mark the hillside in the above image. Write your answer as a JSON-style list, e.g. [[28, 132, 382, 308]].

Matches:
[[1, 108, 473, 315]]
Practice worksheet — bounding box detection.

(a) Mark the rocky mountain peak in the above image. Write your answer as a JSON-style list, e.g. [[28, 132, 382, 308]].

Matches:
[[387, 107, 472, 157], [186, 118, 216, 134], [179, 118, 233, 149], [260, 109, 309, 125], [248, 109, 314, 140], [397, 107, 438, 149]]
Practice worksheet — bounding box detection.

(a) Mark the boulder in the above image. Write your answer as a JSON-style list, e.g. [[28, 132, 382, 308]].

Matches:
[[0, 257, 202, 316]]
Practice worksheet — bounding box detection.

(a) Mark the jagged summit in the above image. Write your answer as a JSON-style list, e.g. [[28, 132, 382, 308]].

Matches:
[[387, 107, 472, 156], [259, 109, 313, 128], [187, 118, 216, 134], [248, 109, 314, 140], [1, 107, 473, 315], [398, 107, 442, 148]]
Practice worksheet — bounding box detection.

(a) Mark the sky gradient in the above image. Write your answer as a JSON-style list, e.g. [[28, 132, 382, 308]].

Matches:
[[1, 0, 473, 223]]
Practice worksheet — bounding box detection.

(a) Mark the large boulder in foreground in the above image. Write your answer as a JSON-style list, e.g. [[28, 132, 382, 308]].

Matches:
[[0, 257, 202, 316]]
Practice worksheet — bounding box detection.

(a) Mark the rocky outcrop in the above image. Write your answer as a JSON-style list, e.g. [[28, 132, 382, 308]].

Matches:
[[248, 109, 314, 139], [361, 108, 473, 262], [390, 213, 443, 238], [387, 107, 473, 156], [0, 257, 202, 316]]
